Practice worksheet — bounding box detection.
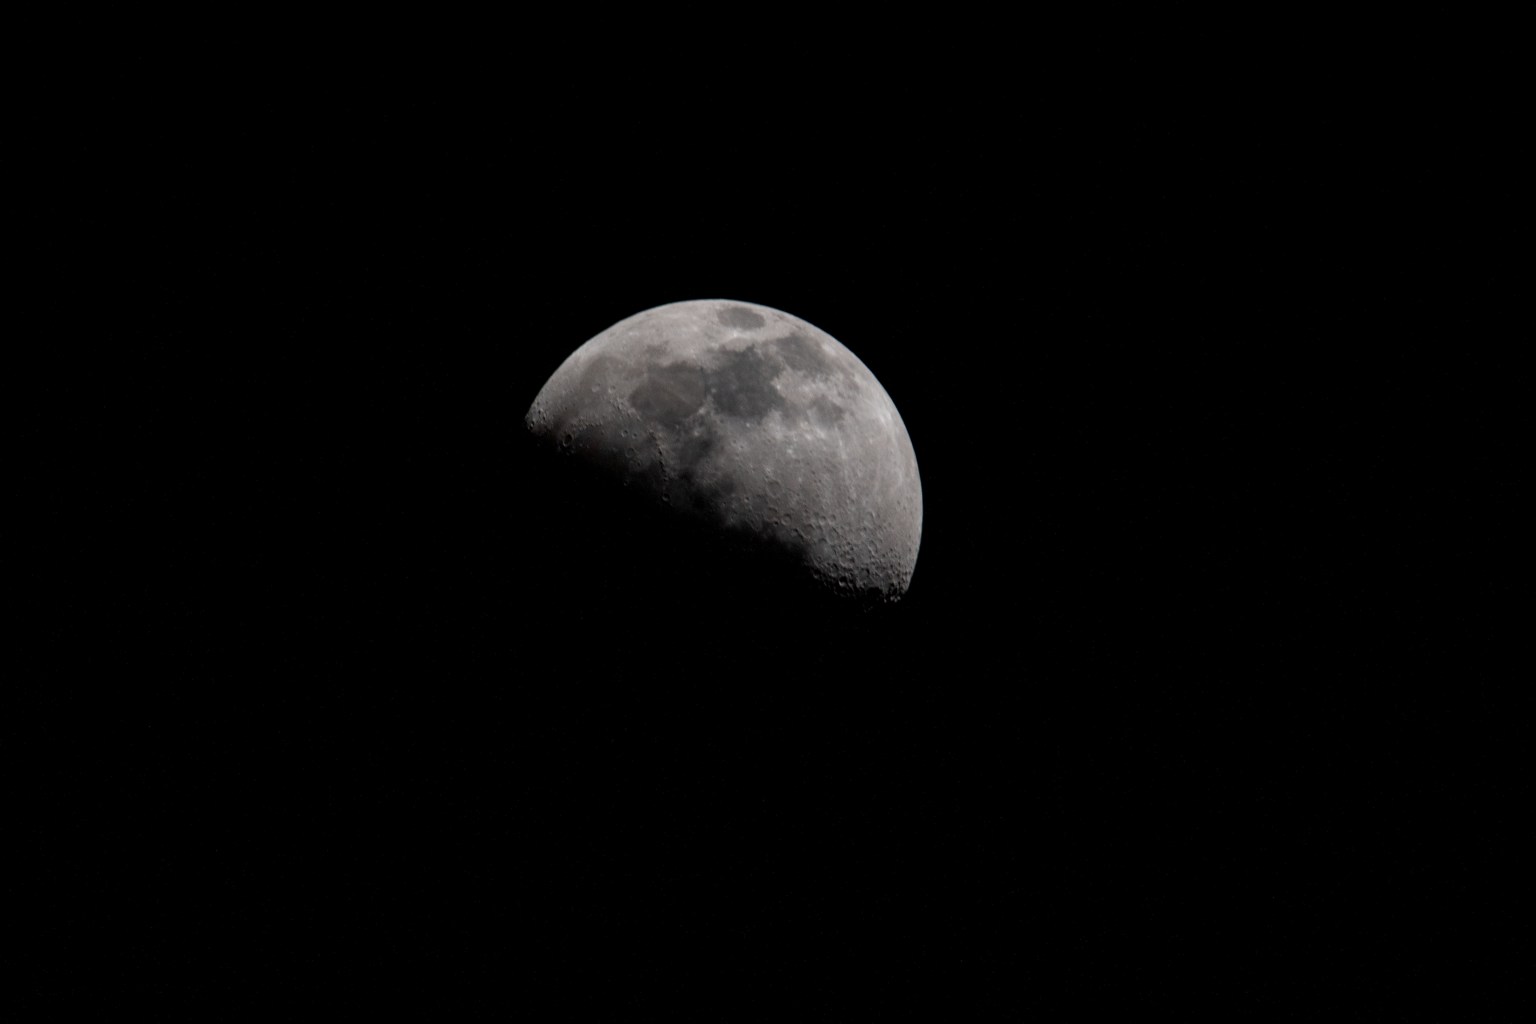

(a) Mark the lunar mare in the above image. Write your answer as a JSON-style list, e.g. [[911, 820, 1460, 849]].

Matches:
[[526, 299, 922, 602]]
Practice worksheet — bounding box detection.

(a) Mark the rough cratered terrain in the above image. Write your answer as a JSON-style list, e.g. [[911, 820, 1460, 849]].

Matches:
[[526, 300, 922, 603]]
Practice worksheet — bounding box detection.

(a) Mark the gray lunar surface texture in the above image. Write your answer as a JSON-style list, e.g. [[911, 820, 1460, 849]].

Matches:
[[526, 299, 923, 603]]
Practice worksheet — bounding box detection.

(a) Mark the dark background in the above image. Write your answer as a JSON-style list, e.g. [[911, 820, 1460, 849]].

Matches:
[[23, 38, 1517, 1016]]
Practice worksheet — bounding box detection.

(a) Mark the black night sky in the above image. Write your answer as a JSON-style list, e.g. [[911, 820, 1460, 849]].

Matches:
[[23, 38, 1517, 1016]]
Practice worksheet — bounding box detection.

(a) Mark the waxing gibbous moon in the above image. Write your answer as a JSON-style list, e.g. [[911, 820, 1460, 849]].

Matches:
[[526, 299, 922, 603]]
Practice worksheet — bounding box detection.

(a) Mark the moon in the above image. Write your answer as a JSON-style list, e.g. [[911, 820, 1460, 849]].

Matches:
[[525, 299, 922, 604]]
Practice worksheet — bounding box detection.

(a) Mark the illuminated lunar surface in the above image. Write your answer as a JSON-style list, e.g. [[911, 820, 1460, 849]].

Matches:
[[526, 299, 922, 603]]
